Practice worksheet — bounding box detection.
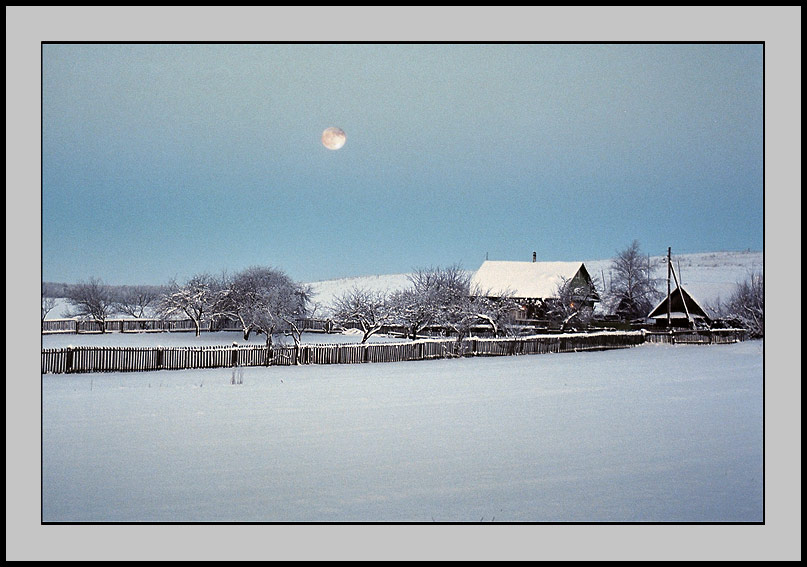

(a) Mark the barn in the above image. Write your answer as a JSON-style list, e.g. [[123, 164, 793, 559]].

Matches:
[[646, 285, 711, 329], [470, 259, 600, 323]]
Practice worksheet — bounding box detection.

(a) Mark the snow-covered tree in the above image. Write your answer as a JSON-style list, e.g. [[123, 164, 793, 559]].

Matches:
[[466, 292, 519, 338], [64, 277, 115, 332], [332, 287, 395, 343], [712, 271, 764, 338], [390, 264, 469, 340], [605, 240, 662, 320], [157, 273, 223, 336], [41, 283, 56, 320], [389, 287, 432, 340], [390, 264, 516, 341]]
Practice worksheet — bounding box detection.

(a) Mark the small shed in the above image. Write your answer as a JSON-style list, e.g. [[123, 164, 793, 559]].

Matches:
[[470, 260, 600, 321], [647, 285, 710, 328]]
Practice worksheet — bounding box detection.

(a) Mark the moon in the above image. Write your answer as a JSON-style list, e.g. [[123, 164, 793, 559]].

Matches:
[[321, 127, 346, 150]]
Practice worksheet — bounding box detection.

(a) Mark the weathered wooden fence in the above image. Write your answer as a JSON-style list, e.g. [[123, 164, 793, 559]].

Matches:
[[40, 329, 746, 375], [42, 318, 214, 334], [41, 317, 332, 335], [642, 328, 746, 345]]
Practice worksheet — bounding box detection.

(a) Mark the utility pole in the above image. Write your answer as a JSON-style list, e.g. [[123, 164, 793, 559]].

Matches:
[[667, 247, 671, 328], [669, 260, 692, 328]]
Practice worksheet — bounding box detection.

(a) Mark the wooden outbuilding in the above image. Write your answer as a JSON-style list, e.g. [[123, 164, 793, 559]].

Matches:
[[647, 285, 711, 329]]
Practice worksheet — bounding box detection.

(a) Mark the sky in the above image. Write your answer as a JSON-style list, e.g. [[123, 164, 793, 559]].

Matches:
[[41, 42, 763, 286]]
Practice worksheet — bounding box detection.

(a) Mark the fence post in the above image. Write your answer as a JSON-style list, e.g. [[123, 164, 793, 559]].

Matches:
[[231, 343, 239, 367], [65, 346, 73, 374]]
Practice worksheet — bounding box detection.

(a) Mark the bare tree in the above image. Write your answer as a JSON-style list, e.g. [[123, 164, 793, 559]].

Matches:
[[280, 283, 314, 365], [332, 287, 395, 343], [157, 273, 223, 336], [42, 283, 57, 320], [217, 268, 260, 341], [112, 285, 164, 318], [218, 266, 308, 348], [216, 267, 313, 365], [64, 277, 115, 332], [713, 271, 764, 338], [606, 240, 662, 320]]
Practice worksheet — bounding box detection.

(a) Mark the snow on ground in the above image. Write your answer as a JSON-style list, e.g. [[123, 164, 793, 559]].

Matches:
[[42, 339, 763, 522], [41, 329, 404, 349]]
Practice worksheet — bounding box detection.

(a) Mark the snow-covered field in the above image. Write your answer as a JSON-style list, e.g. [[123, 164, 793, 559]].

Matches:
[[39, 250, 767, 525], [42, 340, 763, 523]]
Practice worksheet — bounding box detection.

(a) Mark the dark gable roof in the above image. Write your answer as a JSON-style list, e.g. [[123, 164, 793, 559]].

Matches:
[[647, 286, 709, 319]]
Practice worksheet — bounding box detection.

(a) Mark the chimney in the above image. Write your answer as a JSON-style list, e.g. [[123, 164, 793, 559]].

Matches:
[[532, 251, 536, 263]]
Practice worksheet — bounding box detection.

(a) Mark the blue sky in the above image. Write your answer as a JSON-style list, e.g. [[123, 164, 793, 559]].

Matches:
[[42, 43, 763, 285]]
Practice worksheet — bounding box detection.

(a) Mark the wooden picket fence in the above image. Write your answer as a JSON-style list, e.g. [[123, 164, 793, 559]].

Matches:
[[40, 329, 747, 375]]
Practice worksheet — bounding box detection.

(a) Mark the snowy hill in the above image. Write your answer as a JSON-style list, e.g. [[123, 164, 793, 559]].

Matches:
[[307, 250, 763, 318], [583, 250, 763, 315]]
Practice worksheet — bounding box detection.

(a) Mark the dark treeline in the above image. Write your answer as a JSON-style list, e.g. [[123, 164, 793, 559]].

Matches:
[[42, 282, 166, 299]]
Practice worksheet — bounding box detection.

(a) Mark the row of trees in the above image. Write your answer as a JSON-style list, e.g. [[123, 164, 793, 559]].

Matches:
[[47, 241, 763, 347], [160, 268, 312, 350], [332, 264, 518, 344], [45, 269, 311, 344], [48, 264, 518, 348], [42, 279, 166, 325]]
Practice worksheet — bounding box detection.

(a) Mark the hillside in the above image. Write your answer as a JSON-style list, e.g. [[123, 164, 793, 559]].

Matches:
[[307, 250, 763, 318]]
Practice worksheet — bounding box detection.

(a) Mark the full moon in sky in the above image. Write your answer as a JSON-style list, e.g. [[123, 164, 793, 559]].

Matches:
[[321, 127, 347, 150]]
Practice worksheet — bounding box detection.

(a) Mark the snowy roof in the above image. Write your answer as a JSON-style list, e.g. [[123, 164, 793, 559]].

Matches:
[[470, 261, 586, 299]]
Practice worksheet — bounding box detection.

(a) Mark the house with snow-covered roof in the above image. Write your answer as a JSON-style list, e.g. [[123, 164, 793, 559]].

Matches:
[[470, 257, 600, 322]]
